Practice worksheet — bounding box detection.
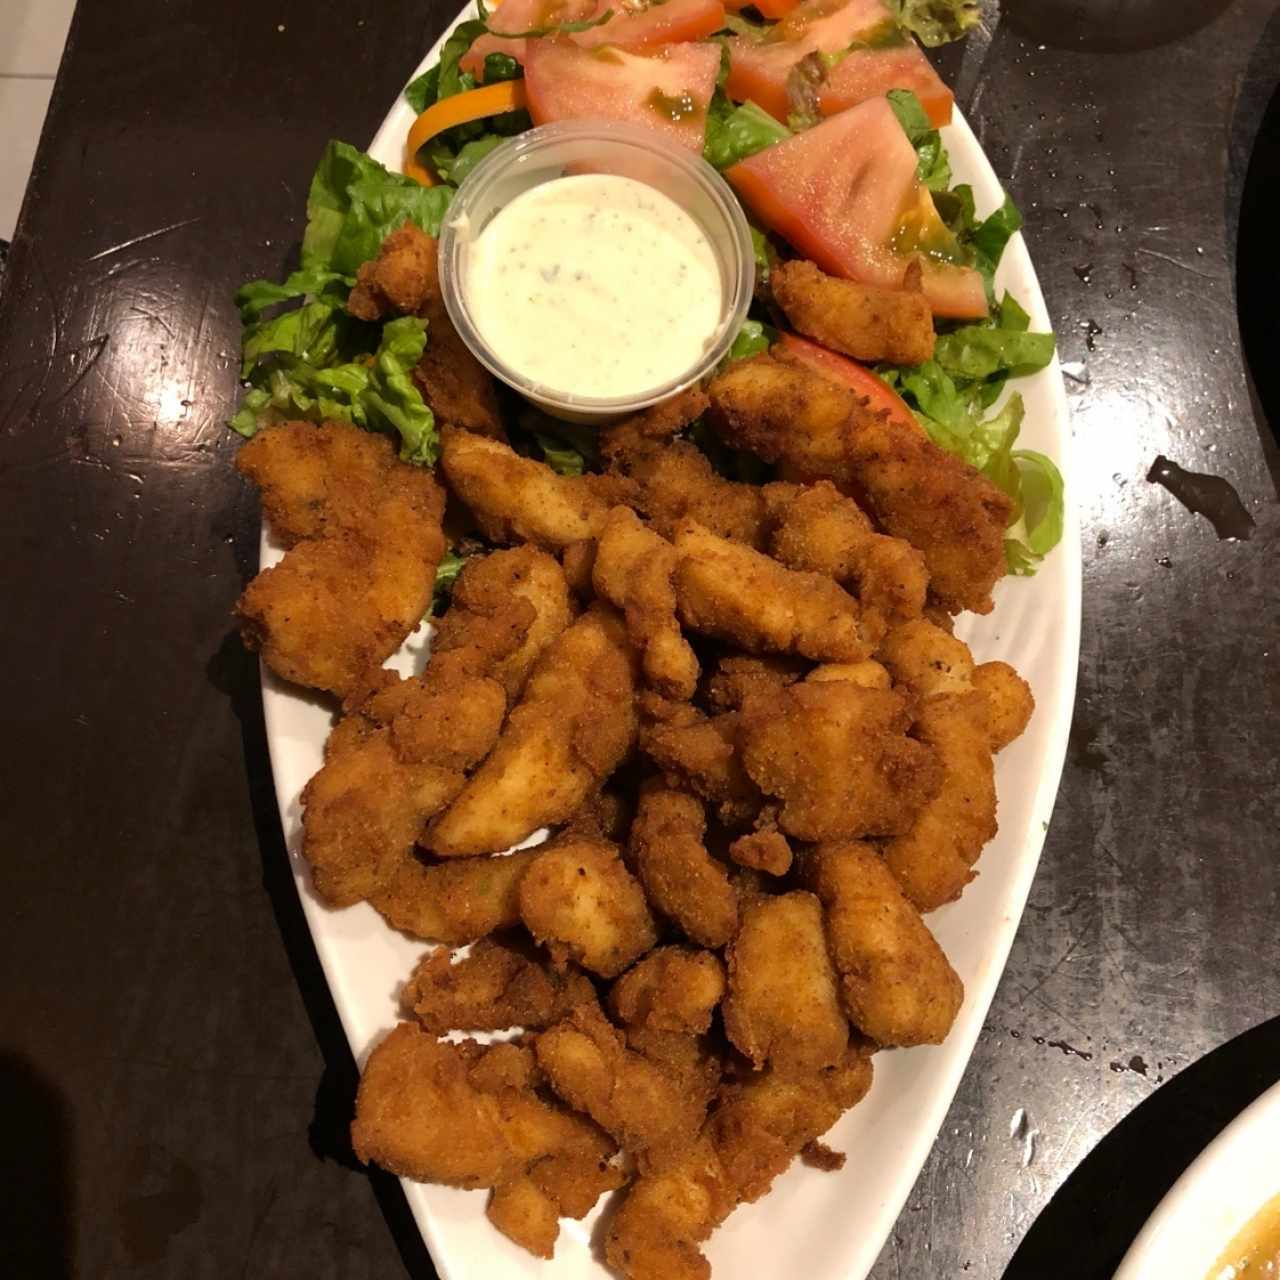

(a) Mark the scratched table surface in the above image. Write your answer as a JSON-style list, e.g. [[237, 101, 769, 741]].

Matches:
[[2, 1, 1278, 1276]]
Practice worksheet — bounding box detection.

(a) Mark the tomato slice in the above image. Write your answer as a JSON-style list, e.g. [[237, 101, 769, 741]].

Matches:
[[727, 97, 987, 318], [775, 332, 920, 432], [724, 0, 951, 127], [523, 39, 723, 151], [460, 0, 596, 75], [573, 0, 728, 50]]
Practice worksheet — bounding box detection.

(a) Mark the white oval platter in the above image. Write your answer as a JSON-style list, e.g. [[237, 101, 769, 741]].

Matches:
[[257, 9, 1083, 1277]]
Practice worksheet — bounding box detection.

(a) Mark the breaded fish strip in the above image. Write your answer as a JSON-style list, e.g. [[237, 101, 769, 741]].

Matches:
[[722, 892, 849, 1075], [673, 520, 872, 662], [427, 604, 639, 856], [536, 1002, 708, 1162], [764, 480, 928, 632], [771, 259, 935, 366], [402, 934, 597, 1033], [640, 711, 762, 828], [301, 641, 513, 904], [708, 353, 1011, 614], [710, 1042, 875, 1203], [345, 224, 504, 438], [351, 1025, 601, 1189], [593, 506, 699, 700], [609, 946, 726, 1037], [604, 1132, 739, 1280], [878, 620, 999, 909], [519, 839, 657, 978], [300, 716, 468, 906], [441, 427, 613, 550], [801, 842, 962, 1046], [235, 421, 446, 696], [737, 681, 942, 841], [369, 847, 542, 944], [431, 546, 573, 701], [628, 785, 739, 948]]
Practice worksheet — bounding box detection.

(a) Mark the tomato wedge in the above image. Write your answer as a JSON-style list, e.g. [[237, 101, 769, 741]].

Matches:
[[460, 0, 596, 75], [727, 97, 987, 318], [573, 0, 728, 50], [523, 40, 722, 152], [724, 0, 952, 127], [775, 332, 920, 433]]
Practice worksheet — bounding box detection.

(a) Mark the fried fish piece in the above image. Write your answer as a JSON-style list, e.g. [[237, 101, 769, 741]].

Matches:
[[737, 680, 941, 841], [427, 604, 639, 856], [727, 830, 793, 877], [609, 946, 726, 1037], [973, 659, 1035, 752], [536, 1002, 707, 1163], [708, 352, 1011, 614], [603, 1132, 739, 1280], [801, 841, 962, 1046], [722, 891, 849, 1075], [764, 480, 928, 632], [709, 1041, 875, 1203], [430, 546, 573, 701], [593, 506, 699, 700], [351, 1025, 601, 1189], [519, 839, 657, 978], [486, 1177, 561, 1259], [440, 427, 613, 550], [301, 644, 513, 905], [703, 654, 806, 713], [628, 785, 739, 948], [600, 390, 770, 547], [672, 520, 872, 663], [235, 421, 446, 696], [771, 259, 935, 366], [402, 934, 597, 1033], [300, 716, 467, 906], [345, 223, 504, 438], [369, 847, 543, 944], [640, 709, 762, 828], [878, 620, 1000, 909]]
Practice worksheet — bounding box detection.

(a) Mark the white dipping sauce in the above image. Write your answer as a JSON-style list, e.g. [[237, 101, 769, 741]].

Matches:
[[463, 173, 723, 399]]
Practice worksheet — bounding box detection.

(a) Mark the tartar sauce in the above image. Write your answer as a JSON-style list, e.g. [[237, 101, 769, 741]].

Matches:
[[463, 173, 723, 400]]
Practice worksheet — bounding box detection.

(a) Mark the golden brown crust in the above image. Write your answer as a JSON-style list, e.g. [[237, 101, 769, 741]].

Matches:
[[722, 891, 849, 1075], [771, 259, 936, 366], [801, 841, 963, 1046]]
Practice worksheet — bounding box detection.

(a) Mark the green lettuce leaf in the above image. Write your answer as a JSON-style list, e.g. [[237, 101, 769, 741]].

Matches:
[[887, 0, 981, 46], [703, 93, 792, 169], [232, 317, 437, 463], [725, 319, 775, 363], [364, 317, 438, 464], [302, 141, 454, 277], [887, 89, 951, 191], [934, 323, 1056, 382], [432, 550, 468, 614]]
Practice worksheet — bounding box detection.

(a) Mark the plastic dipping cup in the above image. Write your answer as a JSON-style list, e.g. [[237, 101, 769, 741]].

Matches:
[[437, 120, 755, 424]]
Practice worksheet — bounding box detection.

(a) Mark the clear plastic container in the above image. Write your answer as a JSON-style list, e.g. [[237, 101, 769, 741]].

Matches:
[[437, 120, 755, 424]]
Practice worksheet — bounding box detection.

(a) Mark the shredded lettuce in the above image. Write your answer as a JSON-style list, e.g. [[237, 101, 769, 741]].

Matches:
[[886, 89, 951, 192], [230, 141, 449, 459], [703, 93, 792, 169], [431, 550, 468, 614], [725, 319, 774, 363], [887, 0, 982, 46]]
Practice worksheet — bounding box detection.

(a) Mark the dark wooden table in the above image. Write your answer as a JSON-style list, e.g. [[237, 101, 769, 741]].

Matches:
[[2, 2, 1277, 1277]]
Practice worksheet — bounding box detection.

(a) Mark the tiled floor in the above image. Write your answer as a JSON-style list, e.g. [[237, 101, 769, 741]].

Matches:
[[0, 0, 76, 240]]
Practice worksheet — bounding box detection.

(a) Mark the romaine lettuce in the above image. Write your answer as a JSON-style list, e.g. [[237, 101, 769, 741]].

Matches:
[[888, 0, 981, 47], [703, 93, 792, 170]]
